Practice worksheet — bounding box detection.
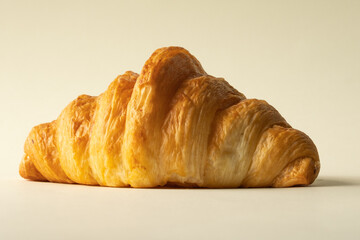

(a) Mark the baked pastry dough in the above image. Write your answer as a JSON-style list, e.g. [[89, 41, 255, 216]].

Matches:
[[19, 47, 320, 188]]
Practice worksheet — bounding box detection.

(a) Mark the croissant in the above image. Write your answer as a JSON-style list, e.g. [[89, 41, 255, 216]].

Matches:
[[19, 46, 320, 188]]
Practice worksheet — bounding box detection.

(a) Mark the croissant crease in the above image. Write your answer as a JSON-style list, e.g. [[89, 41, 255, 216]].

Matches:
[[19, 47, 320, 188]]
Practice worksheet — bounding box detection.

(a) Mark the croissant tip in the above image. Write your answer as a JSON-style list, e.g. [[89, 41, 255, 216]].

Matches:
[[19, 154, 48, 182], [272, 157, 320, 188]]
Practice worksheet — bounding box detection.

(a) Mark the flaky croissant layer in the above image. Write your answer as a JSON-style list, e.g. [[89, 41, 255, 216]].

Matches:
[[19, 47, 320, 188]]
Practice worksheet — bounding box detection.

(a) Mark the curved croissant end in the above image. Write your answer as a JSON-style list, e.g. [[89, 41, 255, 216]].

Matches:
[[19, 46, 320, 188]]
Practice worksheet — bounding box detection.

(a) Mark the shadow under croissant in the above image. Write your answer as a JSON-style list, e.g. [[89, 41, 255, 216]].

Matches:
[[162, 176, 360, 189], [21, 176, 360, 189], [309, 176, 360, 188]]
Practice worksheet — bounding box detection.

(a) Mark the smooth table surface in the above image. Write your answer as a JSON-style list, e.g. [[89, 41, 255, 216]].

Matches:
[[1, 176, 360, 240]]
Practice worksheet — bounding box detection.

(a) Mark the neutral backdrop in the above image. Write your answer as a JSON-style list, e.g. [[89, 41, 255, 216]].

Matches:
[[1, 0, 359, 239]]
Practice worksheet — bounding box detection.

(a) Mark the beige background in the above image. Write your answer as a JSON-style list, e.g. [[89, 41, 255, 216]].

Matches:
[[0, 0, 359, 239]]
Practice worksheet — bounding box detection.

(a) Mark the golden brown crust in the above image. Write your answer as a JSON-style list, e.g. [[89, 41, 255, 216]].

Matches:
[[89, 71, 138, 186], [123, 47, 207, 187], [23, 121, 73, 183], [19, 46, 320, 188], [242, 126, 320, 187], [56, 95, 97, 185], [161, 76, 244, 186], [204, 99, 290, 188]]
